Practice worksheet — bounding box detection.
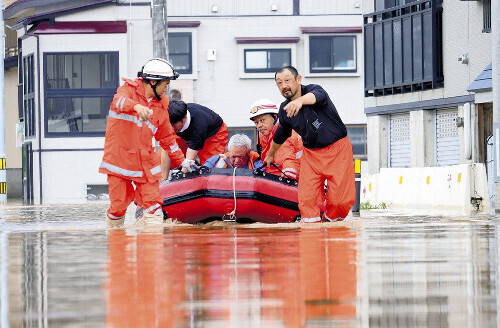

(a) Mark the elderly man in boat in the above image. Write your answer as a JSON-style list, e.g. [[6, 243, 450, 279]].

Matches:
[[249, 98, 303, 180], [204, 134, 261, 169]]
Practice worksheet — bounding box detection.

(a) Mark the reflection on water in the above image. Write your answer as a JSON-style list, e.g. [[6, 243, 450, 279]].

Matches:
[[0, 204, 499, 327]]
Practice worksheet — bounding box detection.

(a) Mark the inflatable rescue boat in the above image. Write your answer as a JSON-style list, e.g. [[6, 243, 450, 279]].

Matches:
[[160, 167, 299, 223]]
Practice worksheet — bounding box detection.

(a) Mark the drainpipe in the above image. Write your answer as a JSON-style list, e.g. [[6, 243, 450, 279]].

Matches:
[[492, 0, 499, 214], [464, 102, 472, 160], [22, 26, 42, 204]]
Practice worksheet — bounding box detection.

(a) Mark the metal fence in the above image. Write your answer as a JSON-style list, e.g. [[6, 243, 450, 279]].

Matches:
[[363, 0, 443, 97]]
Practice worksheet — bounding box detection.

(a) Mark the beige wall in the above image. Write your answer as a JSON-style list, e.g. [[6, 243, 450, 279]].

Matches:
[[5, 68, 21, 169], [442, 0, 492, 98]]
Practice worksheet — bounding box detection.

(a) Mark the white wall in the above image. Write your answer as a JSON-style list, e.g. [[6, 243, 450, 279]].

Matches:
[[175, 15, 365, 127]]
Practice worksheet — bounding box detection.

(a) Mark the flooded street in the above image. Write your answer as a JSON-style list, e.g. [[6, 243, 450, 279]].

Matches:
[[0, 203, 499, 327]]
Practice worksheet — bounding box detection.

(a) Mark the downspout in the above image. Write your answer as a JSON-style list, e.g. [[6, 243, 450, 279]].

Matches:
[[464, 102, 472, 160], [23, 25, 42, 204], [492, 0, 499, 214]]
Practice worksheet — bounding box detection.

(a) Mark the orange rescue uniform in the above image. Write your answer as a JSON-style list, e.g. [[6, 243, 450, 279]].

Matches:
[[259, 121, 302, 180], [274, 84, 356, 222], [196, 123, 229, 165], [99, 78, 185, 221]]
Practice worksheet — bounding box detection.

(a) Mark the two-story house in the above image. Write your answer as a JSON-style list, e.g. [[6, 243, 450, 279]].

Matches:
[[4, 0, 366, 204]]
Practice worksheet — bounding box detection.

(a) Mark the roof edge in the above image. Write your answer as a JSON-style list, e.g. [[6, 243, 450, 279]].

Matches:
[[10, 0, 116, 30]]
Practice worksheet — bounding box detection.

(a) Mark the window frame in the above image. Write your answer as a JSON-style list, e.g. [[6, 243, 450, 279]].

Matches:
[[227, 127, 258, 151], [167, 28, 198, 80], [346, 124, 367, 160], [243, 48, 292, 73], [168, 32, 193, 75], [238, 43, 296, 79], [43, 51, 119, 138], [305, 34, 359, 77], [22, 53, 36, 138]]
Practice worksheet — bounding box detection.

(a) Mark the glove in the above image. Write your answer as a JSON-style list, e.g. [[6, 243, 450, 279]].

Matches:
[[181, 159, 199, 172]]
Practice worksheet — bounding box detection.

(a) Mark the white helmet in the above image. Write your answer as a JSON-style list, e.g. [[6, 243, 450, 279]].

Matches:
[[249, 98, 279, 121], [138, 58, 179, 80]]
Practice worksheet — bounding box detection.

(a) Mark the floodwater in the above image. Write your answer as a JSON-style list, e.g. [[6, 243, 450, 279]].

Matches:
[[0, 203, 499, 327]]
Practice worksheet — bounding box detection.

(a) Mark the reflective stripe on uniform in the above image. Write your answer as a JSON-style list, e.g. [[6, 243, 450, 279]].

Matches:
[[295, 150, 303, 159], [302, 217, 321, 223], [145, 121, 158, 134], [282, 168, 297, 175], [108, 110, 143, 127], [109, 110, 160, 135], [100, 161, 143, 178], [115, 97, 126, 112], [107, 212, 124, 220], [144, 203, 160, 214], [170, 143, 180, 153], [150, 165, 161, 175], [324, 213, 341, 222]]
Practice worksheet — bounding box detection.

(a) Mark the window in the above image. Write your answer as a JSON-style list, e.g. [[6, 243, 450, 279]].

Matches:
[[309, 36, 356, 73], [23, 54, 35, 138], [168, 32, 192, 74], [236, 38, 297, 79], [346, 125, 367, 159], [244, 49, 291, 73], [44, 52, 118, 136], [483, 0, 491, 33], [374, 0, 417, 11]]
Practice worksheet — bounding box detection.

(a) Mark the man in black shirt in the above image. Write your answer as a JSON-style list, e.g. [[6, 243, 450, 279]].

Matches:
[[263, 66, 355, 223], [161, 100, 228, 177]]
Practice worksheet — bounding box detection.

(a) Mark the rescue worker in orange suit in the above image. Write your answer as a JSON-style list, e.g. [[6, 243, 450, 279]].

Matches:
[[264, 66, 355, 223], [249, 98, 303, 180], [160, 100, 228, 178], [204, 134, 260, 169], [99, 58, 191, 228]]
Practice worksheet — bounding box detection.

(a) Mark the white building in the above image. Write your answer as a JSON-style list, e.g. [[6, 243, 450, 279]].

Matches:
[[3, 0, 365, 204], [359, 0, 495, 212]]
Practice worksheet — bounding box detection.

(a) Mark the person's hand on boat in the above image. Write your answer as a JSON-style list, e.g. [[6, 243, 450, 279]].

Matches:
[[180, 159, 198, 172], [263, 153, 275, 168], [133, 104, 153, 121]]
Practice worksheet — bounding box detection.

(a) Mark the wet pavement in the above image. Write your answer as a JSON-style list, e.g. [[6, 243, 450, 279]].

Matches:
[[0, 202, 499, 327]]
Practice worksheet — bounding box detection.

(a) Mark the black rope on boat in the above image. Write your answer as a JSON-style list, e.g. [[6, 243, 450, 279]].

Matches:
[[254, 163, 295, 180]]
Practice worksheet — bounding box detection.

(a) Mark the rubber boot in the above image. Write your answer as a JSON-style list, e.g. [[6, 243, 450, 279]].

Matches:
[[106, 216, 125, 228], [143, 210, 163, 226]]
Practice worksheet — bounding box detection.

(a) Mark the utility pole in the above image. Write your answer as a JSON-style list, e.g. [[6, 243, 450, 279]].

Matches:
[[152, 0, 169, 60], [0, 0, 7, 203], [151, 0, 168, 152]]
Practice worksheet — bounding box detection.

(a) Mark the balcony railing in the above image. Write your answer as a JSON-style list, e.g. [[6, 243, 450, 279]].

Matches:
[[364, 0, 443, 97]]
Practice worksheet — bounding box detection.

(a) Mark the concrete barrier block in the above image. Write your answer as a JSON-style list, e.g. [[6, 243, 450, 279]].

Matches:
[[360, 164, 491, 215]]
